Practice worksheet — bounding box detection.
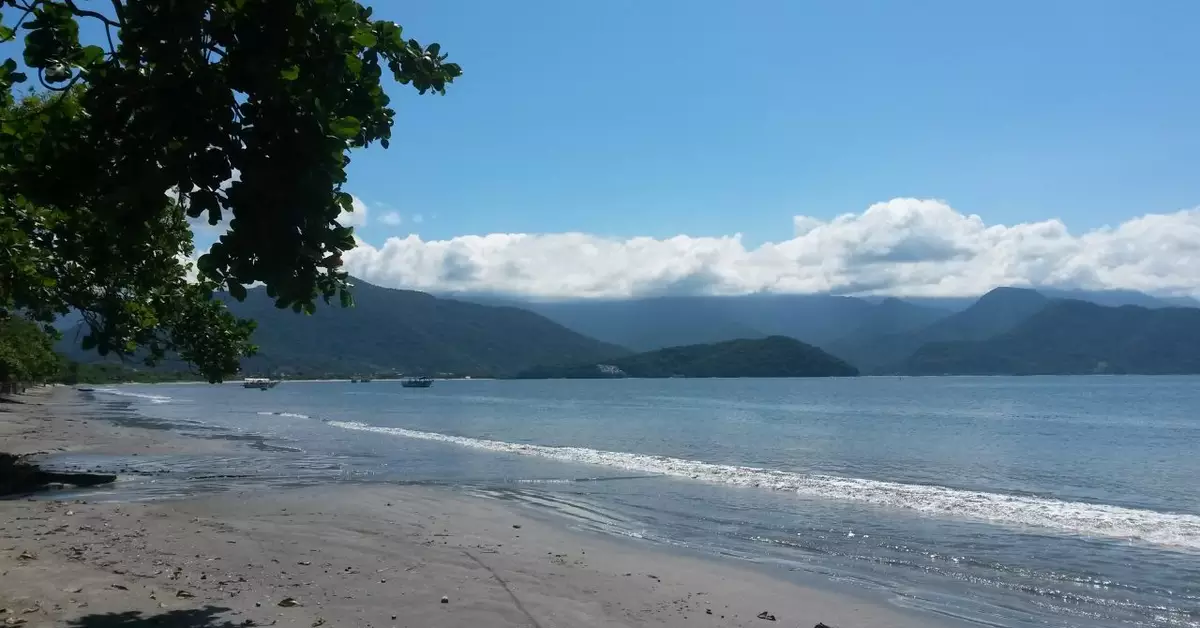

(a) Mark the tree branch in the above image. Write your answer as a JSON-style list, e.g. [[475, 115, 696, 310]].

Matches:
[[108, 0, 124, 25], [0, 5, 34, 44], [62, 0, 120, 28]]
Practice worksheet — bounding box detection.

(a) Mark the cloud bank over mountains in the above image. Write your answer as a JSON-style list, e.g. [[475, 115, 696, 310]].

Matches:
[[337, 197, 1198, 299]]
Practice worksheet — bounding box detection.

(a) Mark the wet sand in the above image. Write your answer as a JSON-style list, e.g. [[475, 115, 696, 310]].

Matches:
[[1, 387, 951, 627]]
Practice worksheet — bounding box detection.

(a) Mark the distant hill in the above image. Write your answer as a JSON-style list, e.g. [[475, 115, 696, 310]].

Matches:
[[826, 287, 1049, 372], [226, 279, 629, 377], [896, 300, 1200, 375], [60, 279, 628, 378], [1036, 288, 1195, 309], [516, 336, 858, 379], [897, 288, 1197, 312], [829, 297, 949, 342], [480, 294, 948, 351], [516, 298, 768, 352]]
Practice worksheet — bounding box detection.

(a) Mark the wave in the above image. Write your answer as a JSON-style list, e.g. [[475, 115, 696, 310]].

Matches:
[[89, 388, 173, 404], [327, 421, 1200, 550], [256, 411, 312, 419]]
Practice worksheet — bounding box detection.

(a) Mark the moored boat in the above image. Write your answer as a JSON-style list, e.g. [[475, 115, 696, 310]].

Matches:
[[401, 377, 433, 388], [242, 377, 279, 390]]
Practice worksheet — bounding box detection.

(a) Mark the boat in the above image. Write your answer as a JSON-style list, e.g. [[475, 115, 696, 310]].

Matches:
[[242, 377, 279, 390], [401, 377, 433, 388]]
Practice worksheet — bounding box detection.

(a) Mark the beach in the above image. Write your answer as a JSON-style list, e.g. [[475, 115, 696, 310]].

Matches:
[[0, 387, 944, 628]]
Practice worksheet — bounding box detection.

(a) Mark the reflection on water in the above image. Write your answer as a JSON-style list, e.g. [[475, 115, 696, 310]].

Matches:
[[60, 378, 1200, 628]]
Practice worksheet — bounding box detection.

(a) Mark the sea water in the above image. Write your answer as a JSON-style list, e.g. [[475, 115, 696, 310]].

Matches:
[[76, 376, 1200, 627]]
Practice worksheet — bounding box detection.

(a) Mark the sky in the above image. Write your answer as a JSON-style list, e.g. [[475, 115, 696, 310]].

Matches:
[[11, 1, 1200, 299], [335, 0, 1200, 299]]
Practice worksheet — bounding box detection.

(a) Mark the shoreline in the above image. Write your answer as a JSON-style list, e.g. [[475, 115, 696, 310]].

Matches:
[[1, 387, 957, 627]]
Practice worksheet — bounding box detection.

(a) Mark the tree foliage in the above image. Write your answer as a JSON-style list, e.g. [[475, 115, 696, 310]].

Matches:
[[0, 314, 60, 383], [0, 0, 460, 381]]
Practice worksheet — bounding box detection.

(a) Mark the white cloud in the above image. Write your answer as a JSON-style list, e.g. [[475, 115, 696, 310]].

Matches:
[[342, 198, 1200, 299], [379, 211, 403, 226], [338, 195, 369, 227]]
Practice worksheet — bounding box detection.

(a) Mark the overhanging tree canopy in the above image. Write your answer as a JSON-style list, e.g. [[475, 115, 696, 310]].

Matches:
[[0, 0, 460, 381]]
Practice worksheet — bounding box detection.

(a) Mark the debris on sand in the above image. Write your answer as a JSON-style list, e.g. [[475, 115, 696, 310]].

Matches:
[[277, 597, 301, 607], [440, 596, 449, 604], [756, 611, 777, 621]]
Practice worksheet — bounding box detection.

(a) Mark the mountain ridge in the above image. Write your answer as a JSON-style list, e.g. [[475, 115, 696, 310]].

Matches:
[[895, 299, 1200, 375]]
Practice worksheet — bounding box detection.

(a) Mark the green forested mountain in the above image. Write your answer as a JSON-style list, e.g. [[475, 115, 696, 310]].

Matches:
[[825, 287, 1050, 372], [516, 336, 858, 379], [222, 279, 628, 377], [895, 300, 1200, 375]]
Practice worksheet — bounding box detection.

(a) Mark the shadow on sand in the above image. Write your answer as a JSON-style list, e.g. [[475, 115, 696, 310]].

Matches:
[[65, 606, 252, 627]]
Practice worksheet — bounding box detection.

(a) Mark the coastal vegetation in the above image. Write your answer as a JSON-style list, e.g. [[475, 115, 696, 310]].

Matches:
[[1, 0, 460, 384], [0, 316, 59, 391]]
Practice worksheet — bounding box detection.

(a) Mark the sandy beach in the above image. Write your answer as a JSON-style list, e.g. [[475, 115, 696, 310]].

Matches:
[[1, 387, 949, 628]]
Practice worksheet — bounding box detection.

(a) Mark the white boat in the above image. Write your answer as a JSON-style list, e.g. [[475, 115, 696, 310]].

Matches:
[[242, 377, 279, 390]]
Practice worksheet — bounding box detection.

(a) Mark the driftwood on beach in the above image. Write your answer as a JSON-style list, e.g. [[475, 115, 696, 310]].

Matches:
[[0, 453, 116, 496]]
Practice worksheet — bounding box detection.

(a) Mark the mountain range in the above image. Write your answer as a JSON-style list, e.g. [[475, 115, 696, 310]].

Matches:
[[479, 287, 1200, 375], [59, 279, 628, 378], [56, 278, 1200, 378], [896, 299, 1200, 375], [500, 294, 947, 352]]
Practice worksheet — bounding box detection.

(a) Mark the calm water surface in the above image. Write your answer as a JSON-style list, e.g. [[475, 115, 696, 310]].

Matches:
[[72, 376, 1200, 628]]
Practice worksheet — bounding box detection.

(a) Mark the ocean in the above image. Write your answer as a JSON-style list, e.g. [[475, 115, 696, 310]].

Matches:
[[70, 376, 1200, 627]]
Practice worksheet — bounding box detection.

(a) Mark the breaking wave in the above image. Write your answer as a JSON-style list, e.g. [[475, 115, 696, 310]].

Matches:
[[327, 420, 1200, 551], [88, 388, 173, 404]]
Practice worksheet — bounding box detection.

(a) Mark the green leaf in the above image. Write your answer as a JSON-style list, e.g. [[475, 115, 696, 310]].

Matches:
[[329, 116, 361, 139], [196, 254, 218, 275], [351, 29, 377, 47], [280, 65, 300, 81], [227, 282, 247, 301], [78, 45, 105, 66]]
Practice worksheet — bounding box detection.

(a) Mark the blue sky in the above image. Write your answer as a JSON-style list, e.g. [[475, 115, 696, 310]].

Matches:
[[351, 0, 1199, 245], [5, 1, 1199, 298]]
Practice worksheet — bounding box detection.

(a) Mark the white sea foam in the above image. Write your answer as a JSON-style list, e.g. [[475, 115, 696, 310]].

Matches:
[[90, 388, 173, 404], [328, 421, 1200, 551], [256, 411, 312, 419]]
